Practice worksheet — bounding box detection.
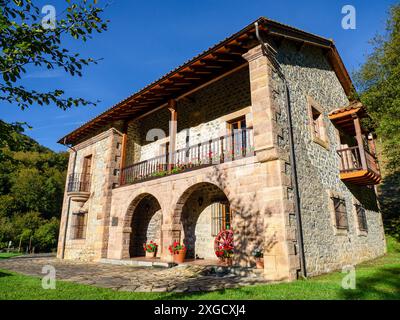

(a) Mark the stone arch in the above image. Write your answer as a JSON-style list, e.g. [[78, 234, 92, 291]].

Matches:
[[172, 182, 232, 260], [123, 193, 162, 258]]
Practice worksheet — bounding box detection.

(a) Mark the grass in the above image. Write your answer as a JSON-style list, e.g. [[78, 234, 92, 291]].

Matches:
[[0, 238, 399, 300], [0, 252, 22, 260]]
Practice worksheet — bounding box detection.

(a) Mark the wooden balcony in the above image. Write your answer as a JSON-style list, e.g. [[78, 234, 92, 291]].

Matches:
[[337, 146, 381, 185], [67, 173, 91, 202], [119, 129, 254, 186]]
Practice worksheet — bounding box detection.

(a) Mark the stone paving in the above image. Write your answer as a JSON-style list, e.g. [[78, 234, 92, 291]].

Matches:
[[0, 257, 268, 293]]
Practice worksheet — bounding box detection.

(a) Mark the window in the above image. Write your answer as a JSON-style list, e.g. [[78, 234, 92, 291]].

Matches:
[[211, 202, 232, 236], [332, 197, 348, 230], [355, 204, 368, 232], [307, 96, 328, 147], [72, 212, 87, 239], [81, 155, 92, 192], [227, 116, 247, 157], [312, 107, 323, 138]]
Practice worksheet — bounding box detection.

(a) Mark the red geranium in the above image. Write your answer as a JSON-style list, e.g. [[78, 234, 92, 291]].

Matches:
[[143, 240, 158, 253], [168, 241, 186, 254]]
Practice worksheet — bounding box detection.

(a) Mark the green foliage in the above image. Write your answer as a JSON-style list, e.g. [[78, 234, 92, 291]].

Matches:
[[0, 0, 109, 110], [34, 217, 60, 252], [354, 4, 400, 240], [0, 120, 68, 252]]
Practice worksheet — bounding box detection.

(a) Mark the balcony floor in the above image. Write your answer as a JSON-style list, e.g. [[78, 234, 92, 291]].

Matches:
[[340, 169, 381, 185]]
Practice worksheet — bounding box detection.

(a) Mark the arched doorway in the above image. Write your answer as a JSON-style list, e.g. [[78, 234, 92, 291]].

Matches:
[[174, 183, 232, 260], [127, 194, 162, 258]]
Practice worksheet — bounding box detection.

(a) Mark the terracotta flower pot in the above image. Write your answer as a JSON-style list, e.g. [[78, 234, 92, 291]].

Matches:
[[145, 251, 156, 258], [255, 258, 264, 269], [224, 258, 233, 266], [173, 249, 186, 264]]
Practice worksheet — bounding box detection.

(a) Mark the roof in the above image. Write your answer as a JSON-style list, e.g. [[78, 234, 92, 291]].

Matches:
[[59, 17, 354, 145], [329, 101, 365, 118], [329, 101, 368, 135]]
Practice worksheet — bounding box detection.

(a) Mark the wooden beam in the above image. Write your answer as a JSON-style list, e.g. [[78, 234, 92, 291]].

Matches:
[[329, 108, 361, 120]]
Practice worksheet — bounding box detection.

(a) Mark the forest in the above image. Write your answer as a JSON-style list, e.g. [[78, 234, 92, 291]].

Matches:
[[0, 121, 68, 252]]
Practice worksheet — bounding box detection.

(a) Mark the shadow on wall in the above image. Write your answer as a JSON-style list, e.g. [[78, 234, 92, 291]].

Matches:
[[378, 170, 400, 241], [346, 183, 379, 212], [204, 166, 276, 267]]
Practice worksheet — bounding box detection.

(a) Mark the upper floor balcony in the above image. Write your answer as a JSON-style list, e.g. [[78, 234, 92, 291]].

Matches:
[[119, 128, 254, 186], [330, 102, 381, 185]]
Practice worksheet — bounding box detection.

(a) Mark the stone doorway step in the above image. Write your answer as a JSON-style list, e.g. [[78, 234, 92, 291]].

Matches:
[[98, 258, 174, 268]]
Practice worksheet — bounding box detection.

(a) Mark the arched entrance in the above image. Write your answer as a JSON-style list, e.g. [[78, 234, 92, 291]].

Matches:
[[174, 183, 232, 260], [126, 193, 162, 258]]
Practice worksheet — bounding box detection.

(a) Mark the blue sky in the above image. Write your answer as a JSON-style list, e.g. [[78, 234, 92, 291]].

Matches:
[[0, 0, 397, 151]]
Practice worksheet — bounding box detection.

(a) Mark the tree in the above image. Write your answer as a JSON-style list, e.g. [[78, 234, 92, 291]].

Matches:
[[0, 0, 109, 110], [354, 4, 400, 240], [34, 217, 59, 252]]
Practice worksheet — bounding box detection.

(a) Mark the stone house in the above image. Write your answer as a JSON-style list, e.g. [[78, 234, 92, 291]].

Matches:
[[57, 17, 386, 281]]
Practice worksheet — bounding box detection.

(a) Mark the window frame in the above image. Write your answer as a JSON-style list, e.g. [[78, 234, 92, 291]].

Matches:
[[307, 96, 329, 149], [327, 190, 349, 235], [332, 196, 348, 230], [353, 202, 368, 235], [71, 211, 88, 240], [211, 202, 232, 237]]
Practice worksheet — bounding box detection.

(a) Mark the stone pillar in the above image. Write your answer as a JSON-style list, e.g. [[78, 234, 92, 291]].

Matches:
[[242, 45, 280, 163], [160, 224, 181, 261], [243, 44, 300, 281]]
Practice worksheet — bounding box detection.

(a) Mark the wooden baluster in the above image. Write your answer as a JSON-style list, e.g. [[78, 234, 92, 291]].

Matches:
[[220, 136, 225, 163], [197, 143, 201, 165], [208, 140, 212, 164]]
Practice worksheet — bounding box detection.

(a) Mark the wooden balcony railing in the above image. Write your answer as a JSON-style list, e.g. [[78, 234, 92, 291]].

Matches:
[[337, 146, 381, 185], [119, 129, 254, 186], [67, 173, 91, 193]]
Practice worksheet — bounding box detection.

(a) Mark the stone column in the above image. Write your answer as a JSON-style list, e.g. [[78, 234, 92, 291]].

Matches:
[[242, 45, 280, 163], [243, 45, 300, 281]]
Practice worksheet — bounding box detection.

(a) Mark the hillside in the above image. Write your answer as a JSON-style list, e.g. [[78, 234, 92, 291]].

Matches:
[[0, 120, 68, 252]]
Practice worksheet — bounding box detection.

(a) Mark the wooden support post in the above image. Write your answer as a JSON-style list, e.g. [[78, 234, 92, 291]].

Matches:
[[353, 116, 367, 170], [168, 99, 177, 172], [119, 122, 128, 185]]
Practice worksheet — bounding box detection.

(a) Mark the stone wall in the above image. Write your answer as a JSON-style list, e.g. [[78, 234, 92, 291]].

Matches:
[[57, 128, 123, 261], [277, 41, 386, 276], [124, 67, 251, 165], [107, 156, 268, 269]]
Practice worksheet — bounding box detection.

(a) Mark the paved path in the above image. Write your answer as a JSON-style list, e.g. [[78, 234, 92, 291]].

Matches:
[[0, 257, 268, 293]]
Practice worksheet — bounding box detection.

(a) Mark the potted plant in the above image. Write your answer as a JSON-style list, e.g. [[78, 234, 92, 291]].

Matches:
[[143, 241, 158, 258], [215, 244, 234, 266], [252, 248, 264, 269], [168, 241, 187, 263]]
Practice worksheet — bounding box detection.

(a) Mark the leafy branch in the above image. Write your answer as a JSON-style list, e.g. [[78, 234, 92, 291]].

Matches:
[[0, 0, 109, 110]]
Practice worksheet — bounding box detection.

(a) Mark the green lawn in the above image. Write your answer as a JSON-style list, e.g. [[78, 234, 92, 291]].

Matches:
[[0, 238, 399, 300], [0, 253, 22, 260]]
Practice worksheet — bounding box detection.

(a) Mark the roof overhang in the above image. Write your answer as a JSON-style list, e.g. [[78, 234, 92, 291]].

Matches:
[[59, 17, 354, 145], [329, 101, 368, 135]]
